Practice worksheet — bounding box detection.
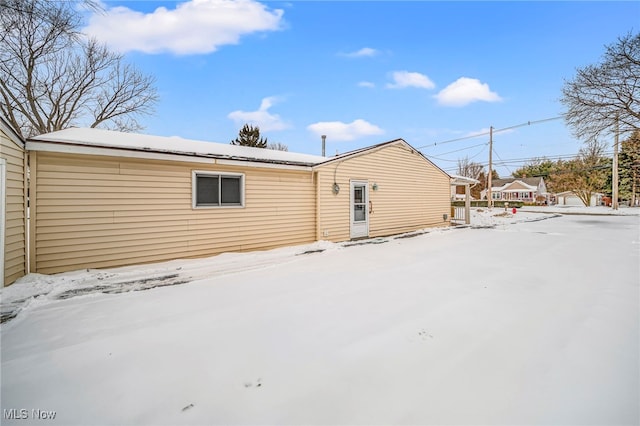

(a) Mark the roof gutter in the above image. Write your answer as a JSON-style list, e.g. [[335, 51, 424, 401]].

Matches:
[[26, 140, 316, 171]]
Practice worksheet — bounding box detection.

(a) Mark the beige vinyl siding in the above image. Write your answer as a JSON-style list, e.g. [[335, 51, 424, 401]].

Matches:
[[31, 152, 316, 274], [315, 143, 450, 241], [1, 128, 27, 285]]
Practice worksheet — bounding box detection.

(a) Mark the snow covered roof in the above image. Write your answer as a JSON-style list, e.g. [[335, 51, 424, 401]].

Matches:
[[27, 129, 451, 177], [492, 177, 544, 188], [556, 191, 604, 197], [450, 175, 479, 185], [28, 127, 328, 167]]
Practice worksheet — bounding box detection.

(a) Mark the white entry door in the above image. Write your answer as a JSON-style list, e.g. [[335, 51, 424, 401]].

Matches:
[[350, 180, 369, 239]]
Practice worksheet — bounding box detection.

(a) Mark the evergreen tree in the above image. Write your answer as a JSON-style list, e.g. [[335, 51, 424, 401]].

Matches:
[[513, 158, 562, 192], [512, 158, 557, 179], [231, 124, 267, 148], [619, 130, 640, 206]]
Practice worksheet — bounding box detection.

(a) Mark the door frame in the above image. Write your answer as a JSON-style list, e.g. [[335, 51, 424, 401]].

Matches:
[[349, 180, 369, 239]]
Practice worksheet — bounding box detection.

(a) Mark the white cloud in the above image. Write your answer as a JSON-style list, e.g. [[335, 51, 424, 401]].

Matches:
[[386, 71, 435, 89], [228, 97, 290, 131], [341, 47, 379, 58], [83, 0, 284, 55], [307, 119, 384, 142], [435, 77, 502, 107], [358, 81, 375, 88]]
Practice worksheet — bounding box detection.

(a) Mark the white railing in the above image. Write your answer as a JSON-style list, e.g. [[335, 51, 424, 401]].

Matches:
[[451, 206, 466, 224]]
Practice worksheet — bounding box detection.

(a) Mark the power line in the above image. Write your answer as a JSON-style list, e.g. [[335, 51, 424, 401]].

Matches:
[[493, 151, 615, 166], [424, 142, 488, 162], [430, 142, 487, 157], [492, 148, 512, 176], [467, 145, 488, 162], [495, 116, 564, 133], [416, 115, 564, 151], [442, 150, 616, 173]]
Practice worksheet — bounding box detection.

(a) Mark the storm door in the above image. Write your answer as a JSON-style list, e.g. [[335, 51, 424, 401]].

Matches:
[[350, 180, 369, 239]]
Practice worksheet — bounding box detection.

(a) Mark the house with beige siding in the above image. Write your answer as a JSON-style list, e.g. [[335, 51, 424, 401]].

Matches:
[[314, 141, 451, 241], [23, 128, 450, 276], [1, 116, 28, 286]]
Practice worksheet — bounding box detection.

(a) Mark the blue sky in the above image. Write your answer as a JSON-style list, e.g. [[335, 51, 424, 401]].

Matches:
[[82, 1, 639, 176]]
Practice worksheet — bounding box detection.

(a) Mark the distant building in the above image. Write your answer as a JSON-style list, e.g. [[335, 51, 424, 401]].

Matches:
[[481, 177, 548, 204], [555, 191, 603, 207]]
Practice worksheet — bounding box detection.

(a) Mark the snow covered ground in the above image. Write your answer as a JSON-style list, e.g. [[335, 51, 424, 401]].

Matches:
[[1, 207, 639, 425]]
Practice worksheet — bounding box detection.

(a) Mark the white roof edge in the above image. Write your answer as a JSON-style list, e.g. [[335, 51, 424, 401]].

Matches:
[[450, 175, 480, 185], [29, 127, 327, 167]]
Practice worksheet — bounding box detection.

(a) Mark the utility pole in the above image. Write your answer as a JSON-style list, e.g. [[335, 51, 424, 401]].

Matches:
[[487, 126, 493, 209], [612, 116, 619, 210]]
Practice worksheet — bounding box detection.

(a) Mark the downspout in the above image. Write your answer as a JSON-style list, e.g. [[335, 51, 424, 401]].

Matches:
[[29, 151, 37, 273], [315, 171, 321, 241], [1, 158, 5, 287], [465, 183, 471, 225], [24, 150, 29, 274]]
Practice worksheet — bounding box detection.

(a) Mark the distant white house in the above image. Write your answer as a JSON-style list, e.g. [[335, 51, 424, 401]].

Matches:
[[555, 191, 603, 207], [481, 177, 548, 204]]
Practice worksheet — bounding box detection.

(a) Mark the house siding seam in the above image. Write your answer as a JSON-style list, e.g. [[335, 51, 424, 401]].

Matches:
[[32, 152, 316, 274], [1, 125, 27, 285], [315, 144, 450, 241]]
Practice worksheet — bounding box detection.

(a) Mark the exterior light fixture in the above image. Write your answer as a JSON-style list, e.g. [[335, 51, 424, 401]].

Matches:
[[372, 183, 379, 191], [332, 183, 340, 194]]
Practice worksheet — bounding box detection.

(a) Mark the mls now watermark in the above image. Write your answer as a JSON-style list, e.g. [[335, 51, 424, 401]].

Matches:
[[4, 409, 57, 420]]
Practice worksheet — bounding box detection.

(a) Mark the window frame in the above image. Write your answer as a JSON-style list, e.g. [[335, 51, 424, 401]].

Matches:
[[192, 170, 245, 209]]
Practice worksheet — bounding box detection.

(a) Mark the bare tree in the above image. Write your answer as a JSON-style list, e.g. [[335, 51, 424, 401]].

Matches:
[[0, 0, 158, 138], [551, 140, 611, 206], [561, 32, 640, 141], [456, 156, 485, 199], [456, 156, 484, 180], [267, 142, 288, 151]]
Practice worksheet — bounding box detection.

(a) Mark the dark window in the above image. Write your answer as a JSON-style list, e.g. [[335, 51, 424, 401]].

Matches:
[[197, 176, 219, 205], [194, 173, 243, 207], [221, 177, 241, 204]]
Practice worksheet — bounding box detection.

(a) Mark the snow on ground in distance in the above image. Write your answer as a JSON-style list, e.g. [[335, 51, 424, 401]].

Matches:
[[1, 207, 639, 425]]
